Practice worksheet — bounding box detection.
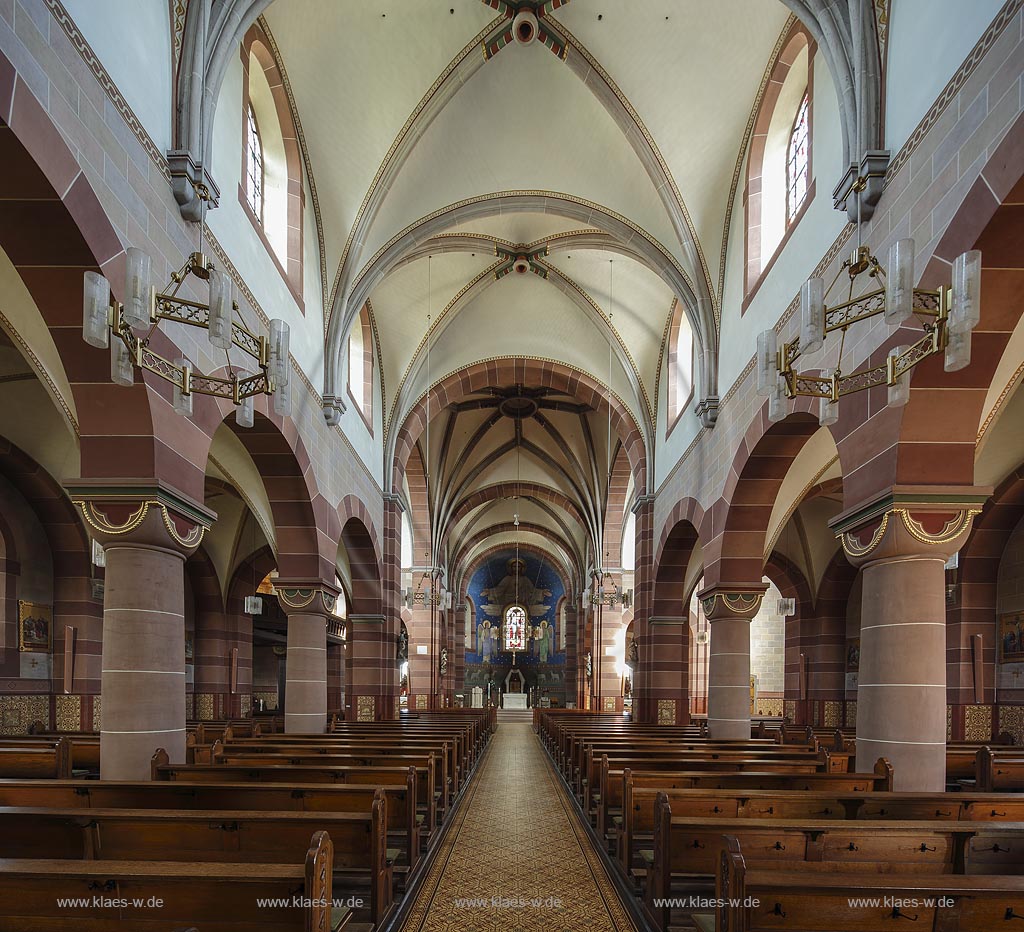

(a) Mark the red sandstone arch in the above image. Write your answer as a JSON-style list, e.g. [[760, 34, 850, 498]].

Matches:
[[336, 495, 382, 572], [390, 359, 647, 494], [706, 404, 820, 588], [832, 112, 1024, 507], [445, 482, 587, 544], [457, 542, 572, 608], [451, 522, 582, 584]]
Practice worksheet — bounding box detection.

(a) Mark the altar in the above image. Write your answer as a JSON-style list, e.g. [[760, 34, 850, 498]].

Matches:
[[503, 693, 528, 710]]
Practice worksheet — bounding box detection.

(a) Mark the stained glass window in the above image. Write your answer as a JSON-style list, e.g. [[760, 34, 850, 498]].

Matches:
[[504, 605, 527, 651], [246, 104, 264, 221], [786, 92, 809, 223]]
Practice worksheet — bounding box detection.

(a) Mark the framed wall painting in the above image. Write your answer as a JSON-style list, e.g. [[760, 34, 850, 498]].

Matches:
[[18, 600, 52, 652], [999, 612, 1024, 663]]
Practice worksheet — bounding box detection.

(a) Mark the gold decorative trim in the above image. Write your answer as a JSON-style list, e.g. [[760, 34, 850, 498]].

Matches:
[[657, 698, 676, 725], [896, 508, 980, 546], [841, 512, 889, 558], [76, 500, 150, 535], [160, 504, 205, 548]]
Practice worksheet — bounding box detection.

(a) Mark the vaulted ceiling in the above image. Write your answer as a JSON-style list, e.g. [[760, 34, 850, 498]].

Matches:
[[259, 0, 797, 585]]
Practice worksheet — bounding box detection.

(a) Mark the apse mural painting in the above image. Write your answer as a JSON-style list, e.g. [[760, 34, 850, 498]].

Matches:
[[465, 549, 567, 703]]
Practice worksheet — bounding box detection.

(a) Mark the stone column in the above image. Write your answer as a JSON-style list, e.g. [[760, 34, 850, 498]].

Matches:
[[327, 637, 344, 718], [630, 495, 657, 721], [406, 586, 435, 711], [68, 483, 213, 781], [832, 493, 985, 791], [276, 582, 338, 734], [699, 585, 768, 740], [563, 604, 578, 708], [453, 605, 467, 705]]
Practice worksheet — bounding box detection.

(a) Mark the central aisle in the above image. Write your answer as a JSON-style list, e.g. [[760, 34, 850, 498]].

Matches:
[[398, 722, 639, 932]]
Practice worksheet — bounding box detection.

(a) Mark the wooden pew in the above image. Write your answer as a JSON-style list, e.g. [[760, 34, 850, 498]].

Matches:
[[0, 773, 422, 869], [151, 751, 440, 831], [977, 746, 1024, 791], [644, 805, 1024, 931], [0, 802, 392, 928], [0, 738, 71, 778], [24, 726, 101, 772], [715, 835, 1024, 932], [0, 830, 341, 931]]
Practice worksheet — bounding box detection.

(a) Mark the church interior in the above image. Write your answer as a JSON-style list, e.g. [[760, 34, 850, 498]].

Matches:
[[1, 1, 1024, 930]]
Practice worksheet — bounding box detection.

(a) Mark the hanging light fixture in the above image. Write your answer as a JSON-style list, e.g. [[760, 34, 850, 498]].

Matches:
[[82, 54, 289, 425], [82, 252, 290, 424], [757, 238, 982, 427]]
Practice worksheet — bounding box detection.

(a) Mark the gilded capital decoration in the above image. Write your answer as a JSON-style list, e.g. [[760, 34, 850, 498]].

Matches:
[[830, 488, 989, 567], [275, 579, 340, 616], [66, 479, 215, 555], [697, 584, 769, 621]]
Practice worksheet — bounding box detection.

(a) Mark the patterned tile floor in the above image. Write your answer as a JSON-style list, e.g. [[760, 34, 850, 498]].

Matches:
[[398, 723, 640, 932]]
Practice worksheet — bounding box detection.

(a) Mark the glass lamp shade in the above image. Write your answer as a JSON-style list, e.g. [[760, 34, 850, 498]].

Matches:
[[767, 375, 788, 423], [885, 238, 915, 325], [799, 277, 825, 355], [887, 345, 910, 407], [950, 249, 982, 334], [272, 372, 292, 417], [173, 358, 193, 417], [110, 338, 134, 387], [208, 268, 234, 350], [235, 369, 254, 428], [756, 329, 778, 396], [269, 318, 291, 387], [82, 271, 111, 349], [123, 247, 152, 328], [945, 327, 972, 372], [818, 367, 839, 426]]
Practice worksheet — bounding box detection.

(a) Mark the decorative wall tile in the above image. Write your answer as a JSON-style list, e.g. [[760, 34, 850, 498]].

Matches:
[[55, 694, 81, 732], [602, 696, 617, 712], [196, 693, 214, 721], [845, 701, 857, 729], [812, 702, 820, 727], [357, 696, 375, 722], [657, 699, 675, 725], [947, 705, 953, 741], [253, 690, 278, 711], [92, 696, 101, 731], [0, 695, 49, 735], [965, 704, 993, 742], [239, 694, 251, 718], [823, 701, 842, 729], [415, 694, 428, 710], [783, 700, 796, 723], [1000, 705, 1024, 745], [759, 698, 783, 717]]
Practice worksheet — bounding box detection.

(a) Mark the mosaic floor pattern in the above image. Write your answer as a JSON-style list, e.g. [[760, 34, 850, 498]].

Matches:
[[398, 723, 640, 932]]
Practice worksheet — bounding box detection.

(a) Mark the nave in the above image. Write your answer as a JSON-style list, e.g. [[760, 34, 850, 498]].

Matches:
[[398, 720, 638, 932]]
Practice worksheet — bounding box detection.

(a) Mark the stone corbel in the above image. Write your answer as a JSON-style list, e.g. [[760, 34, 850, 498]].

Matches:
[[832, 150, 891, 223], [322, 393, 347, 426], [167, 149, 221, 223], [696, 395, 719, 429]]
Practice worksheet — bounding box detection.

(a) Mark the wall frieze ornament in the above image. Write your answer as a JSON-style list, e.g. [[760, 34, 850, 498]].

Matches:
[[699, 589, 766, 620]]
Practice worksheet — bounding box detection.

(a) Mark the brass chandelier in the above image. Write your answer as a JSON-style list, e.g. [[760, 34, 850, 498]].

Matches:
[[82, 248, 291, 426], [757, 239, 982, 426]]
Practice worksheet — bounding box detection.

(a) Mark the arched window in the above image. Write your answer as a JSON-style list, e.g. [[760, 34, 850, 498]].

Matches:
[[743, 23, 816, 306], [245, 104, 264, 221], [348, 304, 374, 429], [787, 93, 810, 223], [666, 300, 695, 433], [504, 605, 527, 652], [240, 24, 305, 309]]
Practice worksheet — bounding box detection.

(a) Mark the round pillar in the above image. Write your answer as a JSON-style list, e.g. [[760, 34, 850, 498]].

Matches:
[[70, 487, 212, 781], [277, 583, 338, 734], [833, 497, 984, 792], [700, 586, 767, 741]]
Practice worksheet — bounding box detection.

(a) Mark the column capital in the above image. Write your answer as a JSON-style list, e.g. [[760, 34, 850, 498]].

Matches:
[[383, 492, 407, 513], [274, 579, 341, 616], [67, 478, 215, 555], [696, 583, 769, 621], [830, 486, 990, 567]]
